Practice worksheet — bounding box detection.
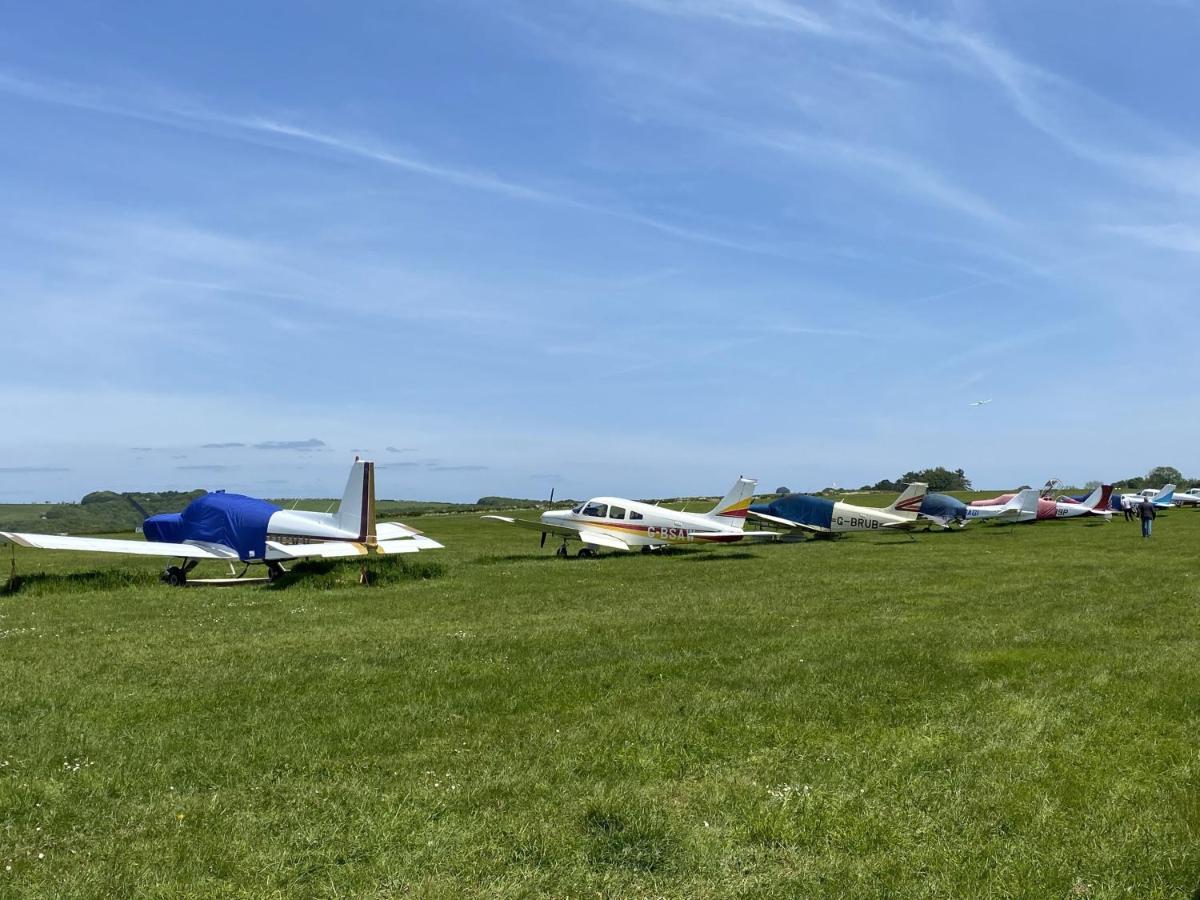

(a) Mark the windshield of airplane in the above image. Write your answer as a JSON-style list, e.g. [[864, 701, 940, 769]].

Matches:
[[571, 503, 585, 514], [581, 502, 607, 517]]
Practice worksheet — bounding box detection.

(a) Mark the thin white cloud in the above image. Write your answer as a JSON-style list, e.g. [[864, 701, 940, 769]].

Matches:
[[0, 68, 790, 258], [1100, 223, 1200, 256]]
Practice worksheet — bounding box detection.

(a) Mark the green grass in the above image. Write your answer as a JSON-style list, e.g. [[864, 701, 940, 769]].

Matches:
[[2, 507, 1199, 898]]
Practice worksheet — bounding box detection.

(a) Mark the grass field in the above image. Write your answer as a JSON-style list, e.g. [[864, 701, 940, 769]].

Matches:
[[2, 497, 1199, 898]]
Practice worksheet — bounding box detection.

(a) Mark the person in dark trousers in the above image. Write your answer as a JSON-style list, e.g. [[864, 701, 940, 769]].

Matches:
[[1139, 497, 1157, 538], [1123, 498, 1134, 522]]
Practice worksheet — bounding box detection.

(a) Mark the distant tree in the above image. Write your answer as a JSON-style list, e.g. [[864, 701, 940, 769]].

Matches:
[[898, 467, 972, 492], [774, 486, 791, 495], [1147, 466, 1184, 486], [1083, 480, 1101, 490]]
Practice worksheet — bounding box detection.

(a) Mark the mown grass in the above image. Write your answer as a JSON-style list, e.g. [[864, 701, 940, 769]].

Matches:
[[1, 506, 1199, 898]]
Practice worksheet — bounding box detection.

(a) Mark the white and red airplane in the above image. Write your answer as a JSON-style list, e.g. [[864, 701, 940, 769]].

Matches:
[[0, 460, 441, 585], [972, 483, 1112, 520], [483, 477, 778, 556]]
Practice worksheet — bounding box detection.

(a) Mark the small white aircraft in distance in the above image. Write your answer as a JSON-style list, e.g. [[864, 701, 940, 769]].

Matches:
[[0, 460, 441, 585], [969, 399, 993, 407], [482, 477, 779, 556]]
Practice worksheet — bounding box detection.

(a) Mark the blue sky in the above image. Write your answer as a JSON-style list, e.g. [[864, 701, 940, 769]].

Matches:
[[2, 0, 1199, 502]]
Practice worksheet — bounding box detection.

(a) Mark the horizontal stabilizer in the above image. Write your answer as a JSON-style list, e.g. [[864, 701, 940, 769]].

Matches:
[[375, 539, 422, 555], [265, 540, 369, 561]]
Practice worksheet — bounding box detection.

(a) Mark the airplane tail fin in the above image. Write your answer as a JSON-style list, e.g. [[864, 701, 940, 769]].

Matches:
[[706, 476, 757, 530], [334, 460, 377, 545], [1087, 484, 1113, 511], [884, 482, 927, 518], [1154, 483, 1176, 503], [1015, 488, 1040, 517]]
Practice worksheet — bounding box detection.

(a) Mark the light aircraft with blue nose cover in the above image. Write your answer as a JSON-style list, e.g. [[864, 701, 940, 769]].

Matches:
[[482, 477, 779, 556], [0, 460, 441, 585], [747, 483, 929, 535]]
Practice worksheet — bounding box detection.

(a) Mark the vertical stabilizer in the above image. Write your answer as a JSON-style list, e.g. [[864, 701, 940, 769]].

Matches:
[[1015, 488, 1040, 519], [885, 482, 928, 518], [1154, 483, 1176, 504], [706, 477, 757, 530], [335, 460, 377, 544]]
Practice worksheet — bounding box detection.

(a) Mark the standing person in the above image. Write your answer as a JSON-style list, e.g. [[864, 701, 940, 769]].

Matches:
[[1139, 497, 1157, 538], [1122, 496, 1134, 522]]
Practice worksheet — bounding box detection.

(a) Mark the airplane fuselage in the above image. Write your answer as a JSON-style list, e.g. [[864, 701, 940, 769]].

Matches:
[[542, 497, 749, 548]]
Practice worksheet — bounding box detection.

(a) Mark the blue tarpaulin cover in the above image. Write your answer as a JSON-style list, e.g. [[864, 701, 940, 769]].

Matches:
[[751, 495, 835, 529], [920, 493, 966, 520], [143, 492, 280, 560]]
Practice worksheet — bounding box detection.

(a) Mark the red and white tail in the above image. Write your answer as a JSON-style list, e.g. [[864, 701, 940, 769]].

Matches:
[[705, 476, 757, 531], [885, 482, 927, 518], [1082, 484, 1112, 510]]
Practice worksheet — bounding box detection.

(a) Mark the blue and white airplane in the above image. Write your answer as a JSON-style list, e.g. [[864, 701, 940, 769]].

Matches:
[[0, 460, 442, 585]]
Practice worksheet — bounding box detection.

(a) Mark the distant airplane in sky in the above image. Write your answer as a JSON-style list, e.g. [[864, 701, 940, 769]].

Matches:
[[969, 399, 993, 407]]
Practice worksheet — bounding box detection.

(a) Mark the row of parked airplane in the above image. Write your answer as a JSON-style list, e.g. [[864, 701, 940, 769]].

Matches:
[[0, 461, 1188, 581]]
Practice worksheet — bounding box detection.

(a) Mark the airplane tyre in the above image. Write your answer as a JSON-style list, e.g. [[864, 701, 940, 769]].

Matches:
[[578, 547, 596, 558], [164, 566, 187, 588], [555, 545, 569, 558], [266, 563, 285, 582]]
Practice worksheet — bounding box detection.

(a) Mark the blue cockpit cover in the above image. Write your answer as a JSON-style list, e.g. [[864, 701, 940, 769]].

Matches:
[[143, 492, 280, 561], [751, 495, 835, 529], [920, 493, 967, 520]]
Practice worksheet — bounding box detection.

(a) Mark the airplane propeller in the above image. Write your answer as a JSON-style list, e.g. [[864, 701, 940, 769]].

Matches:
[[540, 487, 555, 548]]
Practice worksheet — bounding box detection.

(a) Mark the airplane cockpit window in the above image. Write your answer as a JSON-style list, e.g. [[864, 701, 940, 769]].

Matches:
[[609, 506, 627, 520], [582, 502, 607, 517], [629, 509, 644, 520], [571, 503, 585, 514]]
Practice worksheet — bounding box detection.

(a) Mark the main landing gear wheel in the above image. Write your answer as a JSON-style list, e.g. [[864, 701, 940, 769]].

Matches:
[[162, 566, 187, 587], [578, 547, 597, 558], [266, 562, 286, 583], [555, 544, 569, 558]]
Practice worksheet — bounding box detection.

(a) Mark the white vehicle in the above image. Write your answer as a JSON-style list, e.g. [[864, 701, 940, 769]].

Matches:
[[1117, 484, 1176, 510], [483, 477, 778, 556], [961, 488, 1041, 524], [747, 483, 930, 534], [0, 460, 441, 585], [1173, 487, 1200, 508]]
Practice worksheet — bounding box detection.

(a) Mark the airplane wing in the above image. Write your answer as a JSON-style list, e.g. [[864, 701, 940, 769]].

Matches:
[[746, 510, 829, 533], [481, 515, 580, 539], [576, 528, 630, 551], [0, 531, 237, 559]]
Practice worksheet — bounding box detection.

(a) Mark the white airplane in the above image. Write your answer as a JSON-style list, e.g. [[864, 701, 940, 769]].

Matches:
[[482, 477, 778, 556], [1173, 487, 1200, 507], [747, 483, 931, 534], [0, 460, 441, 585], [964, 488, 1042, 524], [969, 399, 993, 407], [1116, 484, 1176, 510]]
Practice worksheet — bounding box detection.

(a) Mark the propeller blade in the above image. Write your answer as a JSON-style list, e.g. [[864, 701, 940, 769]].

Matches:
[[540, 532, 547, 549], [549, 487, 555, 505]]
